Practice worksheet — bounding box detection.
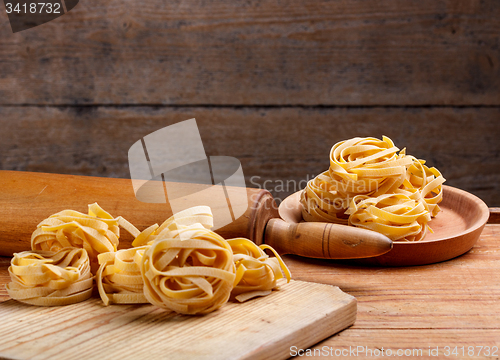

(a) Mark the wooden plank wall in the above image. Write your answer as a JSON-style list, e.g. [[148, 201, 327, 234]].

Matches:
[[0, 0, 499, 205]]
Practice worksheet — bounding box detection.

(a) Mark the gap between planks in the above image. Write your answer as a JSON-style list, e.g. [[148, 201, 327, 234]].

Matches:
[[0, 104, 499, 109]]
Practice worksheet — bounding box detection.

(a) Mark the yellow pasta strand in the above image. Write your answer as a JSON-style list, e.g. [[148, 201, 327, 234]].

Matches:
[[140, 224, 235, 315], [227, 238, 291, 302], [6, 248, 93, 306], [132, 205, 213, 247], [96, 246, 149, 306], [31, 203, 139, 269], [13, 204, 293, 313], [301, 136, 446, 241]]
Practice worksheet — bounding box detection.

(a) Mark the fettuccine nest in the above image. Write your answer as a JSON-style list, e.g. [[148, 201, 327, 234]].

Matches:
[[6, 248, 93, 306], [301, 136, 446, 241], [8, 205, 291, 314], [140, 226, 236, 315]]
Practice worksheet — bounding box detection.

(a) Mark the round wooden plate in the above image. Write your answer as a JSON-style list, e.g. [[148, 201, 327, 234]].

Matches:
[[278, 185, 489, 266]]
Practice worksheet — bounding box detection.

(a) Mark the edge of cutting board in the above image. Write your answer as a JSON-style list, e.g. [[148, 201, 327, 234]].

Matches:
[[0, 280, 356, 360]]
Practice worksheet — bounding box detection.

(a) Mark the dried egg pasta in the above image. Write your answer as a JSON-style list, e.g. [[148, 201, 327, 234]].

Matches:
[[96, 246, 149, 305], [140, 224, 235, 315], [301, 136, 445, 241], [132, 206, 213, 247], [227, 238, 291, 302], [13, 203, 293, 312], [31, 203, 138, 267], [6, 248, 92, 306]]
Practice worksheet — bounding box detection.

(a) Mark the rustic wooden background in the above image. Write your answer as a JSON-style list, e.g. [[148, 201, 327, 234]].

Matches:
[[0, 0, 499, 205]]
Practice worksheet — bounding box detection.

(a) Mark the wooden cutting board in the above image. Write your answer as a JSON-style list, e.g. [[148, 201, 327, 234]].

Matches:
[[0, 280, 356, 360]]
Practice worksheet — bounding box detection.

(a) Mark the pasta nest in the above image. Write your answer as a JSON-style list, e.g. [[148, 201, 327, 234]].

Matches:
[[227, 238, 291, 302], [140, 224, 236, 315], [96, 246, 149, 306], [301, 136, 446, 241], [132, 206, 213, 247], [31, 203, 138, 269], [6, 248, 93, 306]]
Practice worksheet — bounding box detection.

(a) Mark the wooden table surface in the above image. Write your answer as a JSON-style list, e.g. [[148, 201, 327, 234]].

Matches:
[[0, 212, 499, 359], [1, 1, 499, 207]]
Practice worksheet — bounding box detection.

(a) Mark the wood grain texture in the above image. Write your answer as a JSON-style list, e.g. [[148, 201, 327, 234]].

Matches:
[[265, 218, 393, 259], [0, 170, 391, 260], [304, 330, 500, 359], [0, 0, 499, 355], [0, 106, 498, 205], [0, 280, 356, 360], [0, 258, 9, 301], [0, 0, 499, 105], [283, 224, 500, 358], [0, 170, 271, 256], [0, 225, 498, 359], [489, 208, 500, 224], [0, 107, 500, 206], [278, 185, 490, 266]]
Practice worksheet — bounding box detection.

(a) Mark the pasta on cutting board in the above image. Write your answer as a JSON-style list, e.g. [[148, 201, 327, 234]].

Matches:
[[6, 248, 93, 306], [7, 204, 291, 314]]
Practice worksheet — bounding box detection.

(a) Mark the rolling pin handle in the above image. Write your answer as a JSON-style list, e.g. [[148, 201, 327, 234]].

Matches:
[[264, 218, 393, 259]]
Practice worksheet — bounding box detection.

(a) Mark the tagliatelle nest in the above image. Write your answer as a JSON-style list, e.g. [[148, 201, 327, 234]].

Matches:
[[227, 238, 291, 302], [10, 204, 292, 314], [140, 225, 236, 315], [132, 206, 214, 247], [301, 136, 446, 241], [6, 248, 93, 306], [31, 203, 139, 269], [96, 246, 149, 306]]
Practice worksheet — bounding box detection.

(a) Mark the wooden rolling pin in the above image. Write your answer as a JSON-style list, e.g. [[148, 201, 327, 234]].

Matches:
[[0, 171, 392, 259]]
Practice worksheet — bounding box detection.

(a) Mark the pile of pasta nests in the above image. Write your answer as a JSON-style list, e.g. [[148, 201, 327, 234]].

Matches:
[[7, 205, 291, 315], [301, 136, 446, 242]]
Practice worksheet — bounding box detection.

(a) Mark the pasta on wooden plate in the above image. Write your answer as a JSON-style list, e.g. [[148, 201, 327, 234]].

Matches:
[[301, 136, 445, 241]]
